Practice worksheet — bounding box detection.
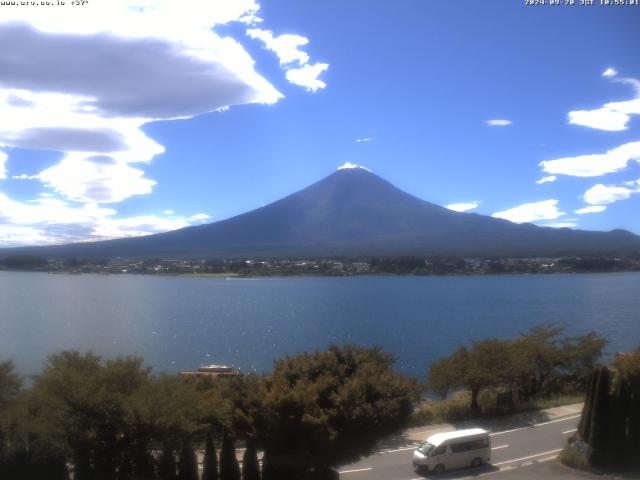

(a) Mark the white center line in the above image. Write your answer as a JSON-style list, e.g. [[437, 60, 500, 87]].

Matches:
[[493, 448, 563, 466], [490, 414, 580, 436], [533, 414, 581, 427], [338, 467, 373, 474], [562, 428, 578, 434], [492, 444, 509, 450]]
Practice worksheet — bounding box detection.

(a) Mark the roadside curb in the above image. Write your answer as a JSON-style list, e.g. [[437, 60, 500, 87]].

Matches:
[[372, 403, 583, 454], [558, 456, 640, 480]]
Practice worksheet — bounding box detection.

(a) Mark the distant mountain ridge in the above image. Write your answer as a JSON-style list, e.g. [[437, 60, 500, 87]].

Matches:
[[2, 168, 640, 259]]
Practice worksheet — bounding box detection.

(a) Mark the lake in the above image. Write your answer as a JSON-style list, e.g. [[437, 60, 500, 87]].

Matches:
[[1, 271, 639, 378]]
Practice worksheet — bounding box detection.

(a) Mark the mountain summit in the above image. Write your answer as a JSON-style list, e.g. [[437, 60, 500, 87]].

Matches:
[[3, 168, 640, 259]]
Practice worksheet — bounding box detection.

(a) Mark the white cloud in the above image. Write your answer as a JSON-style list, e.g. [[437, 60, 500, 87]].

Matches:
[[190, 213, 211, 222], [540, 221, 578, 229], [355, 138, 373, 143], [539, 141, 640, 178], [285, 63, 329, 92], [0, 192, 206, 247], [0, 3, 288, 204], [163, 209, 175, 215], [568, 107, 631, 132], [0, 150, 6, 180], [568, 73, 640, 131], [536, 175, 557, 184], [247, 27, 328, 92], [246, 29, 310, 66], [337, 162, 371, 172], [485, 119, 512, 126], [575, 205, 607, 214], [583, 182, 640, 205], [0, 1, 328, 246], [446, 202, 480, 213], [36, 154, 157, 203], [492, 199, 564, 223]]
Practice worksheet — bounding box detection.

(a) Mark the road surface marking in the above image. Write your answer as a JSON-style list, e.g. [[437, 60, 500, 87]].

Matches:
[[490, 427, 523, 436], [493, 448, 563, 466], [489, 414, 580, 436], [338, 467, 373, 474], [378, 445, 417, 453], [492, 444, 509, 450], [562, 428, 578, 434], [533, 414, 581, 427]]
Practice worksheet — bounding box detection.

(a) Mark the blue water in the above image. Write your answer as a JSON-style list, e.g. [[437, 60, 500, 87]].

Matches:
[[0, 271, 638, 378]]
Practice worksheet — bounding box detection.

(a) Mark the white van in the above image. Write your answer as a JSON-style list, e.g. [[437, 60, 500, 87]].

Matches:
[[412, 428, 491, 474]]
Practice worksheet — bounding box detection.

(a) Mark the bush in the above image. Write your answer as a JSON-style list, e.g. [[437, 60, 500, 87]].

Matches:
[[559, 444, 590, 471]]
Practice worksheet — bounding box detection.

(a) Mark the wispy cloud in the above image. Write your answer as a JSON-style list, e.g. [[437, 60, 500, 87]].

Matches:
[[536, 175, 557, 184], [540, 221, 578, 229], [583, 180, 640, 205], [190, 213, 211, 222], [539, 141, 640, 178], [485, 119, 512, 126], [0, 150, 6, 180], [0, 192, 212, 246], [602, 67, 618, 78], [575, 205, 607, 214], [446, 202, 480, 213], [492, 199, 564, 223], [355, 138, 373, 143]]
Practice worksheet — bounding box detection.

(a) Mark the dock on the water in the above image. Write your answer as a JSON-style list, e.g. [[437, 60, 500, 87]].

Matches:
[[179, 364, 240, 379]]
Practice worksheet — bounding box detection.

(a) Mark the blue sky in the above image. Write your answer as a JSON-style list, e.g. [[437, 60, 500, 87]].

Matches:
[[0, 0, 639, 247]]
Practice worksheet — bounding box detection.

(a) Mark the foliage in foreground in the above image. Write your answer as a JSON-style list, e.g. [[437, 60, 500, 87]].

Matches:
[[0, 344, 416, 480], [426, 325, 606, 414], [575, 349, 640, 472], [256, 345, 418, 477]]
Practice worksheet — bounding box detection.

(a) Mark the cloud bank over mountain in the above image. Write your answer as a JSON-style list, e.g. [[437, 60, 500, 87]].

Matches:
[[0, 0, 328, 246]]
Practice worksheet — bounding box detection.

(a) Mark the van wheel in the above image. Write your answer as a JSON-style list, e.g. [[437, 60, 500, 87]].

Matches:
[[471, 457, 482, 468], [434, 464, 445, 474]]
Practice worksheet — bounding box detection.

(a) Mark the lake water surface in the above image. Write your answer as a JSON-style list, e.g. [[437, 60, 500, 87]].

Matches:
[[1, 271, 638, 378]]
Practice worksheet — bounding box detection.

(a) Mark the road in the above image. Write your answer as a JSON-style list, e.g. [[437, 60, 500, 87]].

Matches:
[[338, 405, 586, 480]]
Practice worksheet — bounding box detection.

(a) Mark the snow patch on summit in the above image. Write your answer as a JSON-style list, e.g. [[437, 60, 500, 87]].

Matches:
[[337, 162, 372, 172]]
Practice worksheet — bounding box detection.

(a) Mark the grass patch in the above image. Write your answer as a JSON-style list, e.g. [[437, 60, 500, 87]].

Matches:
[[411, 391, 584, 426], [559, 444, 590, 472]]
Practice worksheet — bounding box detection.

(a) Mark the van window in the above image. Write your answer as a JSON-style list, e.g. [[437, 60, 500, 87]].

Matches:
[[432, 445, 447, 456], [451, 438, 488, 453]]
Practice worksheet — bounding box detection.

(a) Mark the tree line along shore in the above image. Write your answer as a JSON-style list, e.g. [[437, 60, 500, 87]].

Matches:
[[1, 326, 638, 480], [2, 254, 640, 276]]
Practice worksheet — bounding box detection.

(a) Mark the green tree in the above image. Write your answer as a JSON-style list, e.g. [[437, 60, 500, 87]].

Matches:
[[560, 331, 606, 390], [31, 351, 152, 480], [177, 441, 199, 480], [158, 447, 178, 480], [0, 361, 21, 410], [202, 430, 219, 480], [242, 439, 261, 480], [129, 374, 205, 479], [508, 325, 565, 399], [219, 429, 241, 480], [427, 340, 512, 414], [257, 344, 417, 478]]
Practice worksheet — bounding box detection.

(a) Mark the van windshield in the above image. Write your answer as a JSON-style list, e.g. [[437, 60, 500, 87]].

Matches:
[[416, 442, 435, 455]]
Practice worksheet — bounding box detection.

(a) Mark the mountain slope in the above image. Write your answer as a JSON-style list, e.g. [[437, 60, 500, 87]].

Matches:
[[2, 168, 640, 259]]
